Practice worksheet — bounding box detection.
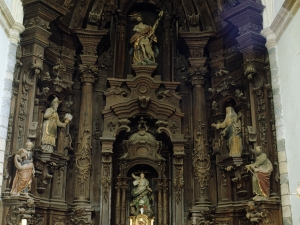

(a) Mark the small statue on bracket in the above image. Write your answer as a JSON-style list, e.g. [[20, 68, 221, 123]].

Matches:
[[246, 146, 273, 201], [129, 10, 163, 65], [11, 141, 35, 196], [211, 107, 242, 157], [41, 97, 72, 153]]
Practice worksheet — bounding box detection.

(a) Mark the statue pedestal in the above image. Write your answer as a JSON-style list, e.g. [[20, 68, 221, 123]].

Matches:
[[132, 65, 157, 77], [129, 214, 154, 225]]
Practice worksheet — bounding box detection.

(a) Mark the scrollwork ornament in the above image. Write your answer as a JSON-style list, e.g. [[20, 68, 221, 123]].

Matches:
[[193, 208, 215, 225], [70, 207, 93, 225], [76, 130, 92, 194], [6, 198, 35, 225], [101, 164, 111, 203], [245, 201, 276, 225], [193, 122, 210, 188], [173, 166, 184, 204]]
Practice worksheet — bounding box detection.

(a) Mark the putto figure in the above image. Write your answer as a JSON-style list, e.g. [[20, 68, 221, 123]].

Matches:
[[130, 172, 153, 216], [129, 10, 163, 65], [211, 107, 242, 157], [246, 146, 273, 201], [41, 97, 71, 153], [11, 141, 35, 195]]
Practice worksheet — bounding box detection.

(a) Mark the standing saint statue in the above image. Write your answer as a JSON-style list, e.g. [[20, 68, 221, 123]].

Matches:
[[130, 172, 153, 216], [41, 97, 71, 153], [246, 146, 273, 201], [129, 10, 163, 65], [11, 141, 35, 195], [211, 107, 242, 157]]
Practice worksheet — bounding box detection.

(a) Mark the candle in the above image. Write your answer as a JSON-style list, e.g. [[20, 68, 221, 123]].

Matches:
[[130, 218, 132, 225]]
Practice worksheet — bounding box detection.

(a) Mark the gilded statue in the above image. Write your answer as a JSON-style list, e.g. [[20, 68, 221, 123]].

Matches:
[[211, 107, 242, 157], [129, 10, 163, 65], [246, 146, 273, 201], [11, 141, 35, 195], [41, 97, 71, 153], [130, 172, 153, 215]]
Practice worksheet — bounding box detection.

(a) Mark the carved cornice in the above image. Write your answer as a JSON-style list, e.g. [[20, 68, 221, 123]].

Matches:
[[22, 1, 68, 21]]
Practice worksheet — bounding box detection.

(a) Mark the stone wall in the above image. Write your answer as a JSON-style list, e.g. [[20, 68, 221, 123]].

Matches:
[[261, 0, 300, 224], [0, 0, 24, 196]]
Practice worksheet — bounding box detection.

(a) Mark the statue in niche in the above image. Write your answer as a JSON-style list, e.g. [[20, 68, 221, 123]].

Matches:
[[130, 172, 153, 216], [246, 146, 273, 201], [211, 107, 242, 157], [11, 141, 35, 195], [129, 10, 163, 65], [41, 97, 72, 153]]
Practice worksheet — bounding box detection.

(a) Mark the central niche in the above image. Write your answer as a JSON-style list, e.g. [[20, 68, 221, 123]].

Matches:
[[111, 117, 172, 225]]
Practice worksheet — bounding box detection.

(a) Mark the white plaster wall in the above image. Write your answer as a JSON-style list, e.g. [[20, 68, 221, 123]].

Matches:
[[0, 0, 24, 196], [0, 22, 10, 195], [276, 9, 300, 223], [274, 0, 285, 18]]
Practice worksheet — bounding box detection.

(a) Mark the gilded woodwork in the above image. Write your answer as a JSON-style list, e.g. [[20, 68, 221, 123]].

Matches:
[[1, 0, 283, 224]]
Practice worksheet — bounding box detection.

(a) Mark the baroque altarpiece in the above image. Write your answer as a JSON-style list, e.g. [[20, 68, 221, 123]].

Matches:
[[1, 0, 283, 224]]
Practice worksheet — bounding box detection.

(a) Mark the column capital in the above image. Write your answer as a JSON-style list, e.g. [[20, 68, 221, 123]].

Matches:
[[189, 68, 207, 86], [78, 64, 98, 83]]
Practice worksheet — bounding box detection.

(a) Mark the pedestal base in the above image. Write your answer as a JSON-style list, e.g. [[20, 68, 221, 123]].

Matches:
[[129, 214, 154, 225], [132, 65, 157, 77]]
